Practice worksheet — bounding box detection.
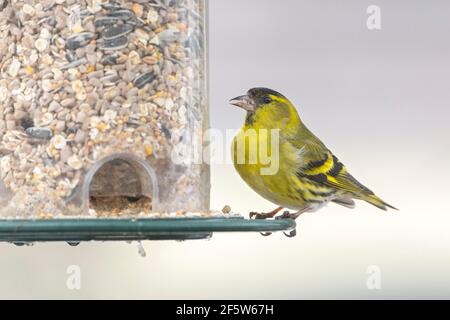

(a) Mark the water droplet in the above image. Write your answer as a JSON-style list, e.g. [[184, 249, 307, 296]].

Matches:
[[13, 242, 34, 246], [136, 241, 147, 257]]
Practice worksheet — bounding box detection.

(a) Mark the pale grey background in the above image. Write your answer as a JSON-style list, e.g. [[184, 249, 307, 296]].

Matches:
[[1, 0, 450, 299]]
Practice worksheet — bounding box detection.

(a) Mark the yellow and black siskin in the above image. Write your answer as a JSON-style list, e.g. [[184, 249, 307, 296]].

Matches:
[[230, 88, 396, 236]]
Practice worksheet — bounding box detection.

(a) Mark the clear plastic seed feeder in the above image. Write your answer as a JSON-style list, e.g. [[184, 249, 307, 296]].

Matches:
[[0, 0, 294, 242]]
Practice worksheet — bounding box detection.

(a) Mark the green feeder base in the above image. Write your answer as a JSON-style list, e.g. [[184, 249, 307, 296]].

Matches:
[[0, 217, 296, 243]]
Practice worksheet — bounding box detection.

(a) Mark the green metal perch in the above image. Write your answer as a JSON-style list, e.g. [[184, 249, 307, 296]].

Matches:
[[0, 217, 296, 243]]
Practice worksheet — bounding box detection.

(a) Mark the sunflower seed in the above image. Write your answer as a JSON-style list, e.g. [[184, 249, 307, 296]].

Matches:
[[101, 72, 120, 85], [160, 124, 171, 139], [66, 32, 95, 50], [102, 3, 123, 12], [102, 24, 134, 40], [101, 55, 118, 65], [152, 0, 168, 8], [158, 28, 180, 42], [60, 57, 87, 70], [78, 8, 91, 18], [25, 127, 53, 140], [133, 72, 156, 89], [94, 16, 121, 28], [107, 9, 135, 20], [0, 0, 7, 10], [65, 50, 76, 62], [99, 35, 128, 50], [126, 17, 145, 28], [20, 118, 34, 129]]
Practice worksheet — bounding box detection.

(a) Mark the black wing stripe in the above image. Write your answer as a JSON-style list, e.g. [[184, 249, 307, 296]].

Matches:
[[297, 172, 328, 184], [305, 157, 328, 170], [328, 155, 344, 177]]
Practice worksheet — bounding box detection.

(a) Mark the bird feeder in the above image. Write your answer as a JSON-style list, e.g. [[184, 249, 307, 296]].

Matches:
[[0, 0, 294, 243]]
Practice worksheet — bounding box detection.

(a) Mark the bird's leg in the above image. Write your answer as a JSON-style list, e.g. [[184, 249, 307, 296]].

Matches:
[[249, 206, 283, 220], [275, 207, 311, 237]]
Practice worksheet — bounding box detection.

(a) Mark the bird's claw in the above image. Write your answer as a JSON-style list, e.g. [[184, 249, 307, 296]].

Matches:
[[249, 211, 258, 219], [273, 211, 299, 237], [251, 210, 298, 237], [275, 210, 301, 220], [275, 211, 292, 219], [283, 229, 297, 237], [249, 211, 271, 220]]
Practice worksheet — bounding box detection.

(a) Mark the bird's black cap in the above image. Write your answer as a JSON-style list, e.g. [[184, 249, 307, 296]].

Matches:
[[247, 87, 286, 99]]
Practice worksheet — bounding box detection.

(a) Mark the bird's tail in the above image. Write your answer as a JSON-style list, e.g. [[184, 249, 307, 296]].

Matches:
[[363, 194, 398, 211]]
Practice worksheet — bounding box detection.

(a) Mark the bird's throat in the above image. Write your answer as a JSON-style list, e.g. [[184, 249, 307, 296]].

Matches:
[[245, 111, 255, 125]]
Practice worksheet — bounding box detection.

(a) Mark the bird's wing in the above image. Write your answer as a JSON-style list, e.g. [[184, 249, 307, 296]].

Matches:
[[297, 147, 374, 196], [288, 135, 396, 210]]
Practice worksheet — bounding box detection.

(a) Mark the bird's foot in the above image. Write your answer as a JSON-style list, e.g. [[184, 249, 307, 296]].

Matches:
[[249, 207, 284, 237], [250, 213, 275, 236], [275, 210, 303, 220], [275, 210, 306, 238], [249, 206, 283, 220], [249, 212, 272, 220]]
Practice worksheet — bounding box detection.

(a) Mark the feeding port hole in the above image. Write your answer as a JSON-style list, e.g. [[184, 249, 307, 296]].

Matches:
[[82, 154, 159, 216]]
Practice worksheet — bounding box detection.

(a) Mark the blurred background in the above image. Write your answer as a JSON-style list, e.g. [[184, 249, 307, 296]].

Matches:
[[1, 0, 450, 299]]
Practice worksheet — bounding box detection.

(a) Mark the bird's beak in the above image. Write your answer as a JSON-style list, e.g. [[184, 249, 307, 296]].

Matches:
[[229, 94, 256, 112]]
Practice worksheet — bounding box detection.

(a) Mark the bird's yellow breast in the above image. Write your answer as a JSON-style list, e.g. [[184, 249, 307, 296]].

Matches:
[[232, 127, 310, 209]]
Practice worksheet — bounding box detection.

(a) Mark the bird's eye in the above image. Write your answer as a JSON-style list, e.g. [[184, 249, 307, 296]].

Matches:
[[263, 96, 271, 104]]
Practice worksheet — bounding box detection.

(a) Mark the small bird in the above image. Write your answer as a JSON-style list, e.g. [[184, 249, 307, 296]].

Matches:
[[230, 88, 396, 236]]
